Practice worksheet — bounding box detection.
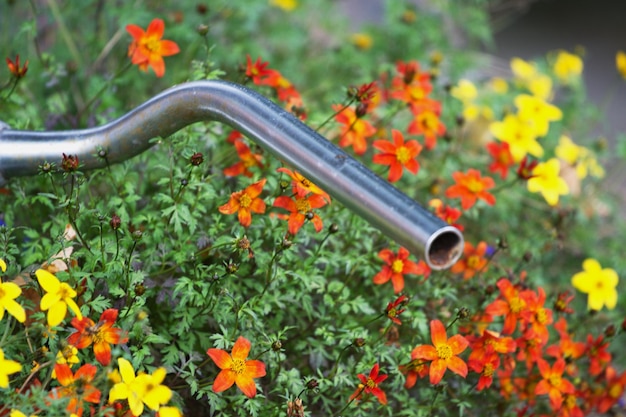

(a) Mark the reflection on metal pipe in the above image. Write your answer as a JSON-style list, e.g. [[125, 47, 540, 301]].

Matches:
[[0, 80, 463, 269]]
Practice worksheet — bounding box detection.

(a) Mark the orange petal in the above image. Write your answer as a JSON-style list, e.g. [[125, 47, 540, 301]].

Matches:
[[246, 179, 267, 198], [372, 268, 391, 285], [237, 208, 252, 227], [212, 369, 236, 393], [390, 273, 405, 293], [146, 18, 165, 38], [207, 348, 233, 370], [94, 341, 112, 366], [412, 345, 438, 361], [149, 55, 166, 78], [287, 213, 306, 235], [273, 196, 297, 212], [245, 360, 266, 379], [159, 40, 180, 57], [429, 359, 447, 385], [447, 356, 468, 378], [430, 320, 448, 347], [125, 24, 145, 40], [231, 336, 251, 360], [248, 198, 266, 214], [235, 375, 258, 398], [75, 364, 97, 381], [448, 334, 469, 355], [54, 363, 74, 386]]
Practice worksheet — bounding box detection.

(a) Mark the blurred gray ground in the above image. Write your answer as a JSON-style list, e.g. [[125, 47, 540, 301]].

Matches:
[[338, 0, 626, 210]]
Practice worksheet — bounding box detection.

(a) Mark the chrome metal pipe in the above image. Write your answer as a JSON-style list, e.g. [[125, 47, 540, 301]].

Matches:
[[0, 81, 463, 269]]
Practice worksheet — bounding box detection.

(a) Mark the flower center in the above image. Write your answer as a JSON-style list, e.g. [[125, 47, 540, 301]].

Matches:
[[295, 198, 312, 214], [387, 307, 397, 318], [548, 374, 562, 388], [464, 178, 484, 193], [466, 255, 480, 269], [365, 378, 376, 389], [509, 297, 523, 313], [420, 113, 436, 131], [535, 308, 548, 324], [239, 193, 252, 208], [231, 359, 246, 375], [59, 283, 74, 299], [391, 259, 404, 274], [144, 36, 161, 54], [436, 343, 452, 360], [483, 363, 495, 377], [396, 146, 411, 164], [609, 383, 621, 399]]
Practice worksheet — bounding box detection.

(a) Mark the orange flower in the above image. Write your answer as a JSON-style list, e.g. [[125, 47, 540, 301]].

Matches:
[[206, 336, 266, 398], [277, 167, 330, 202], [372, 247, 426, 293], [373, 129, 422, 182], [412, 319, 469, 385], [468, 353, 500, 391], [126, 18, 180, 77], [67, 308, 128, 366], [273, 193, 328, 235], [333, 104, 376, 155], [429, 199, 463, 231], [218, 179, 267, 227], [245, 55, 272, 85], [445, 169, 496, 210], [597, 366, 626, 413], [484, 278, 527, 335], [349, 363, 388, 405], [535, 358, 575, 410], [486, 142, 514, 179], [389, 60, 433, 105], [399, 357, 429, 389], [6, 55, 28, 78], [407, 100, 446, 150], [50, 363, 101, 417], [450, 241, 489, 280], [223, 140, 264, 178]]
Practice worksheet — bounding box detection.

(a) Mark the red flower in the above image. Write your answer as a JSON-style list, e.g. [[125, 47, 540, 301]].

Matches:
[[585, 334, 612, 376], [349, 363, 388, 405], [450, 241, 489, 280], [50, 364, 101, 417], [333, 104, 376, 155], [67, 308, 128, 366], [486, 142, 514, 179], [245, 55, 272, 85], [372, 129, 422, 182], [412, 319, 469, 385], [469, 353, 500, 391], [385, 295, 408, 325], [535, 358, 575, 410], [207, 336, 266, 398], [6, 55, 28, 78], [273, 193, 328, 235], [445, 169, 496, 210], [517, 156, 539, 180], [520, 287, 553, 345], [372, 247, 425, 293], [596, 366, 626, 413], [126, 18, 180, 77], [223, 140, 264, 178], [218, 179, 267, 227]]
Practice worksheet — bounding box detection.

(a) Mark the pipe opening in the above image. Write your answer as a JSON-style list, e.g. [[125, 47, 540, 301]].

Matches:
[[425, 227, 464, 270]]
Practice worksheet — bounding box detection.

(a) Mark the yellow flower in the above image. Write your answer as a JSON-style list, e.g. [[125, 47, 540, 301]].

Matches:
[[514, 94, 562, 137], [511, 57, 536, 81], [451, 79, 478, 103], [527, 74, 553, 100], [10, 411, 37, 417], [572, 259, 618, 310], [109, 358, 172, 416], [616, 51, 626, 79], [36, 269, 82, 327], [51, 345, 80, 378], [0, 347, 22, 388], [158, 406, 182, 417], [350, 33, 373, 50], [490, 114, 543, 162], [555, 135, 604, 179], [270, 0, 297, 11], [552, 50, 583, 83], [489, 77, 508, 94], [0, 274, 26, 323], [527, 158, 569, 206]]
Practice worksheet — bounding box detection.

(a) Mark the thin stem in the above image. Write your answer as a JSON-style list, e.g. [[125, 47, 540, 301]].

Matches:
[[315, 98, 355, 132], [333, 385, 364, 416]]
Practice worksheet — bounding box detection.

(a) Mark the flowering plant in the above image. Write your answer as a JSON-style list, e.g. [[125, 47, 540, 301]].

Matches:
[[0, 1, 625, 416]]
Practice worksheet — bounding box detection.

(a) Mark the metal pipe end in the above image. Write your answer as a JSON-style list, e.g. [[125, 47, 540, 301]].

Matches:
[[425, 226, 464, 270]]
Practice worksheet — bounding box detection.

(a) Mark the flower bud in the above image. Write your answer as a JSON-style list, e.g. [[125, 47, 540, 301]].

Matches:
[[110, 214, 121, 230], [61, 153, 79, 172], [353, 337, 366, 348], [190, 152, 204, 166]]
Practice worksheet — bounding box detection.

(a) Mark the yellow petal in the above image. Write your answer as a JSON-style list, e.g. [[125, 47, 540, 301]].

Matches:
[[47, 301, 67, 327], [36, 269, 60, 293], [0, 259, 6, 272]]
